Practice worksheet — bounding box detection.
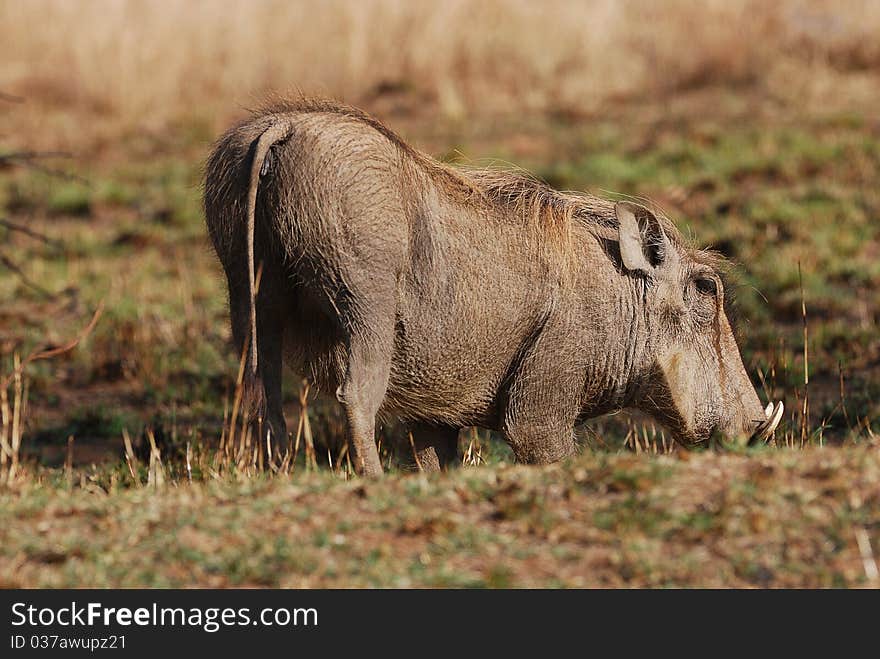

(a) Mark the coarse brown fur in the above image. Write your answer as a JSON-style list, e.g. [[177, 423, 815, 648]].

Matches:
[[204, 96, 778, 476]]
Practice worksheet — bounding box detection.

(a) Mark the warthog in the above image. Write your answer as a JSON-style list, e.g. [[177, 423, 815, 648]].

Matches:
[[204, 97, 783, 476]]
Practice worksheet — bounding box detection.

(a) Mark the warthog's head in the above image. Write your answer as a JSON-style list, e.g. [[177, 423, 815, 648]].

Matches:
[[614, 201, 783, 446]]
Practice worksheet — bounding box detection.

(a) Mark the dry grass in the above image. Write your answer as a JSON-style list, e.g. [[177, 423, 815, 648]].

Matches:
[[4, 0, 880, 151], [2, 445, 878, 587], [1, 304, 102, 484]]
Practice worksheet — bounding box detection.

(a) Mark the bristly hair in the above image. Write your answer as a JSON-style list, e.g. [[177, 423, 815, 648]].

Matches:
[[460, 167, 617, 240], [451, 166, 703, 257], [244, 94, 734, 287]]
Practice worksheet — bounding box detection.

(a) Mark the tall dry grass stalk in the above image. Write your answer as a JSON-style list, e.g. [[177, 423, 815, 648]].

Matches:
[[0, 305, 103, 486], [0, 353, 24, 484], [624, 419, 673, 455], [798, 262, 811, 447], [206, 375, 333, 480], [3, 0, 880, 149], [462, 428, 486, 466]]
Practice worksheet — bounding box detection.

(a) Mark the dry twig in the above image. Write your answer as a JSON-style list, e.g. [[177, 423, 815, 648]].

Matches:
[[0, 301, 104, 391]]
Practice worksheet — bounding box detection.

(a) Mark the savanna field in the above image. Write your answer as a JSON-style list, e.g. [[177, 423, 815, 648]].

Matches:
[[1, 0, 879, 587]]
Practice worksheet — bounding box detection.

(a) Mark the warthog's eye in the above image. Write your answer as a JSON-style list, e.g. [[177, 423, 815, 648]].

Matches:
[[695, 277, 717, 296]]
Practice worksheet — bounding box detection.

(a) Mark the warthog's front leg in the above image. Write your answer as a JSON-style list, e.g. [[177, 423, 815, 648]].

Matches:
[[501, 313, 579, 464]]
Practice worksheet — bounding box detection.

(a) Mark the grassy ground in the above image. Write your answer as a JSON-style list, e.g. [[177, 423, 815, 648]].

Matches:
[[2, 1, 880, 588], [1, 446, 877, 588]]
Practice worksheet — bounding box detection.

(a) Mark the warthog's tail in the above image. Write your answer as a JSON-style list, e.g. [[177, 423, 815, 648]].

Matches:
[[244, 119, 296, 407]]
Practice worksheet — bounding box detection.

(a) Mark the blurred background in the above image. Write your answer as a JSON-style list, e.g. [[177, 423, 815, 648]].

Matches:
[[2, 0, 879, 468]]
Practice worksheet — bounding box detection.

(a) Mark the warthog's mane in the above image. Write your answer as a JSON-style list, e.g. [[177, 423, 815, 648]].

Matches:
[[253, 96, 731, 283]]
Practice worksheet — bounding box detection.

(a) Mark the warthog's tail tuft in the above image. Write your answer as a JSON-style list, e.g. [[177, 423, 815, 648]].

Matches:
[[245, 118, 296, 379], [240, 372, 268, 426]]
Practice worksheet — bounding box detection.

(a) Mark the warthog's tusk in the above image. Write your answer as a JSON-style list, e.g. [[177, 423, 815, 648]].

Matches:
[[751, 401, 784, 444]]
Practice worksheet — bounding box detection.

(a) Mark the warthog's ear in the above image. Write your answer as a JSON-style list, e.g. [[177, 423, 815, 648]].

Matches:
[[615, 201, 668, 274]]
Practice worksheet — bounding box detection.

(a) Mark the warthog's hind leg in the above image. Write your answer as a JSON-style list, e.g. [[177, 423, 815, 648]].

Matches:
[[223, 262, 287, 459], [256, 296, 288, 458], [410, 424, 460, 472], [336, 293, 396, 478]]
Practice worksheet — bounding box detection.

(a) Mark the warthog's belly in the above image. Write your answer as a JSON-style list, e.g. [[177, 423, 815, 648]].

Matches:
[[381, 307, 533, 428]]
